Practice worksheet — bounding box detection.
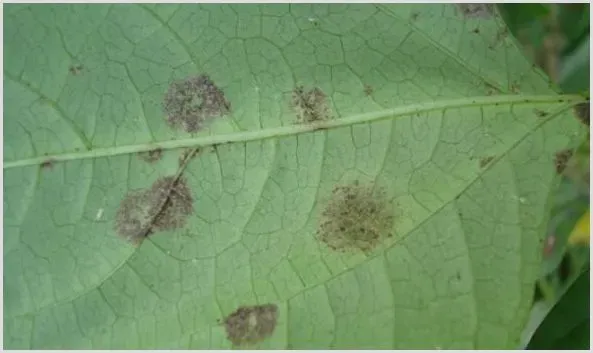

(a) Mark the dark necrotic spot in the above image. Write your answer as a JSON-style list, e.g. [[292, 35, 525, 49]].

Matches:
[[533, 109, 548, 118], [163, 75, 231, 133], [574, 102, 590, 126], [291, 86, 332, 123], [479, 156, 495, 168], [223, 304, 278, 347], [115, 176, 193, 245], [317, 181, 395, 253], [456, 4, 494, 18], [554, 149, 574, 174], [138, 148, 163, 163], [40, 159, 55, 170], [69, 65, 83, 76]]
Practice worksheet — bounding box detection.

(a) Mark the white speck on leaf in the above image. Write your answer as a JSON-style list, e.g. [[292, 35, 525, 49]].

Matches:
[[95, 208, 104, 221]]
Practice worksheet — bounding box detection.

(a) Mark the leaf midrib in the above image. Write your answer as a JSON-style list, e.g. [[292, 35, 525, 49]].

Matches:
[[3, 94, 583, 169], [5, 98, 580, 321]]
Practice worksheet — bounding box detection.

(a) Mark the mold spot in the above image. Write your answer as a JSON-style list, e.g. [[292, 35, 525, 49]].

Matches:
[[291, 86, 331, 123], [69, 65, 83, 76], [40, 159, 54, 170], [456, 4, 494, 18], [363, 84, 374, 96], [479, 156, 495, 168], [163, 75, 231, 133], [223, 304, 278, 347], [533, 109, 548, 118], [317, 181, 395, 253], [115, 176, 193, 245], [574, 102, 589, 126], [554, 149, 574, 174], [138, 148, 163, 163]]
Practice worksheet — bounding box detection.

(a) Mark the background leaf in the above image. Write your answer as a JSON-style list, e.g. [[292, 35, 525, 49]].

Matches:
[[526, 268, 590, 349], [3, 4, 588, 349]]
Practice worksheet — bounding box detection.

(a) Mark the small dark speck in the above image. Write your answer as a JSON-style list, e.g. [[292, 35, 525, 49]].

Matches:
[[69, 65, 84, 76], [410, 12, 419, 21], [472, 28, 480, 34], [534, 109, 548, 117], [41, 160, 54, 170]]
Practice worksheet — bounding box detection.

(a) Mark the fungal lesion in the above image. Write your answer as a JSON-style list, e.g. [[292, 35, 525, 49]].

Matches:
[[317, 180, 396, 253], [114, 176, 194, 245], [222, 304, 278, 347], [291, 86, 332, 123], [554, 149, 574, 174], [68, 64, 84, 75], [163, 75, 231, 133], [479, 156, 495, 168], [138, 148, 163, 163], [40, 159, 55, 170]]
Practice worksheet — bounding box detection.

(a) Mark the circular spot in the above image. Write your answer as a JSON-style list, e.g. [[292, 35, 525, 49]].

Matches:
[[163, 75, 231, 133], [317, 181, 395, 253], [223, 304, 278, 347]]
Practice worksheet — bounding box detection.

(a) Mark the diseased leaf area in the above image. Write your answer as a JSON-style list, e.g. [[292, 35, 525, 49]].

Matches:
[[115, 176, 194, 245], [3, 3, 587, 350], [163, 75, 231, 133], [317, 181, 395, 253], [223, 304, 279, 347], [291, 86, 332, 123]]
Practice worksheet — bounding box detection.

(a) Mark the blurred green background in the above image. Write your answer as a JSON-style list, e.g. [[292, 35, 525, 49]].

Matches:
[[496, 3, 590, 349]]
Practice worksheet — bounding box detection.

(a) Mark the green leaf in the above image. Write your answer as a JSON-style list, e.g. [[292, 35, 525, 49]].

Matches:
[[3, 4, 588, 349], [527, 268, 590, 349]]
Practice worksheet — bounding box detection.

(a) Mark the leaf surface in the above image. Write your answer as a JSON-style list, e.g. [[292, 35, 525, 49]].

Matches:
[[3, 4, 587, 349]]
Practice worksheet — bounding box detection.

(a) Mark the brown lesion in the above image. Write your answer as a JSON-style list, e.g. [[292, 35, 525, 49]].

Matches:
[[114, 176, 194, 245], [163, 75, 231, 133], [138, 148, 163, 163], [533, 109, 548, 118], [68, 65, 83, 76], [574, 103, 590, 126], [554, 149, 574, 174], [291, 86, 332, 123], [456, 4, 494, 18], [223, 304, 278, 347], [479, 156, 495, 168], [40, 159, 55, 170], [317, 180, 395, 253], [363, 84, 374, 96]]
